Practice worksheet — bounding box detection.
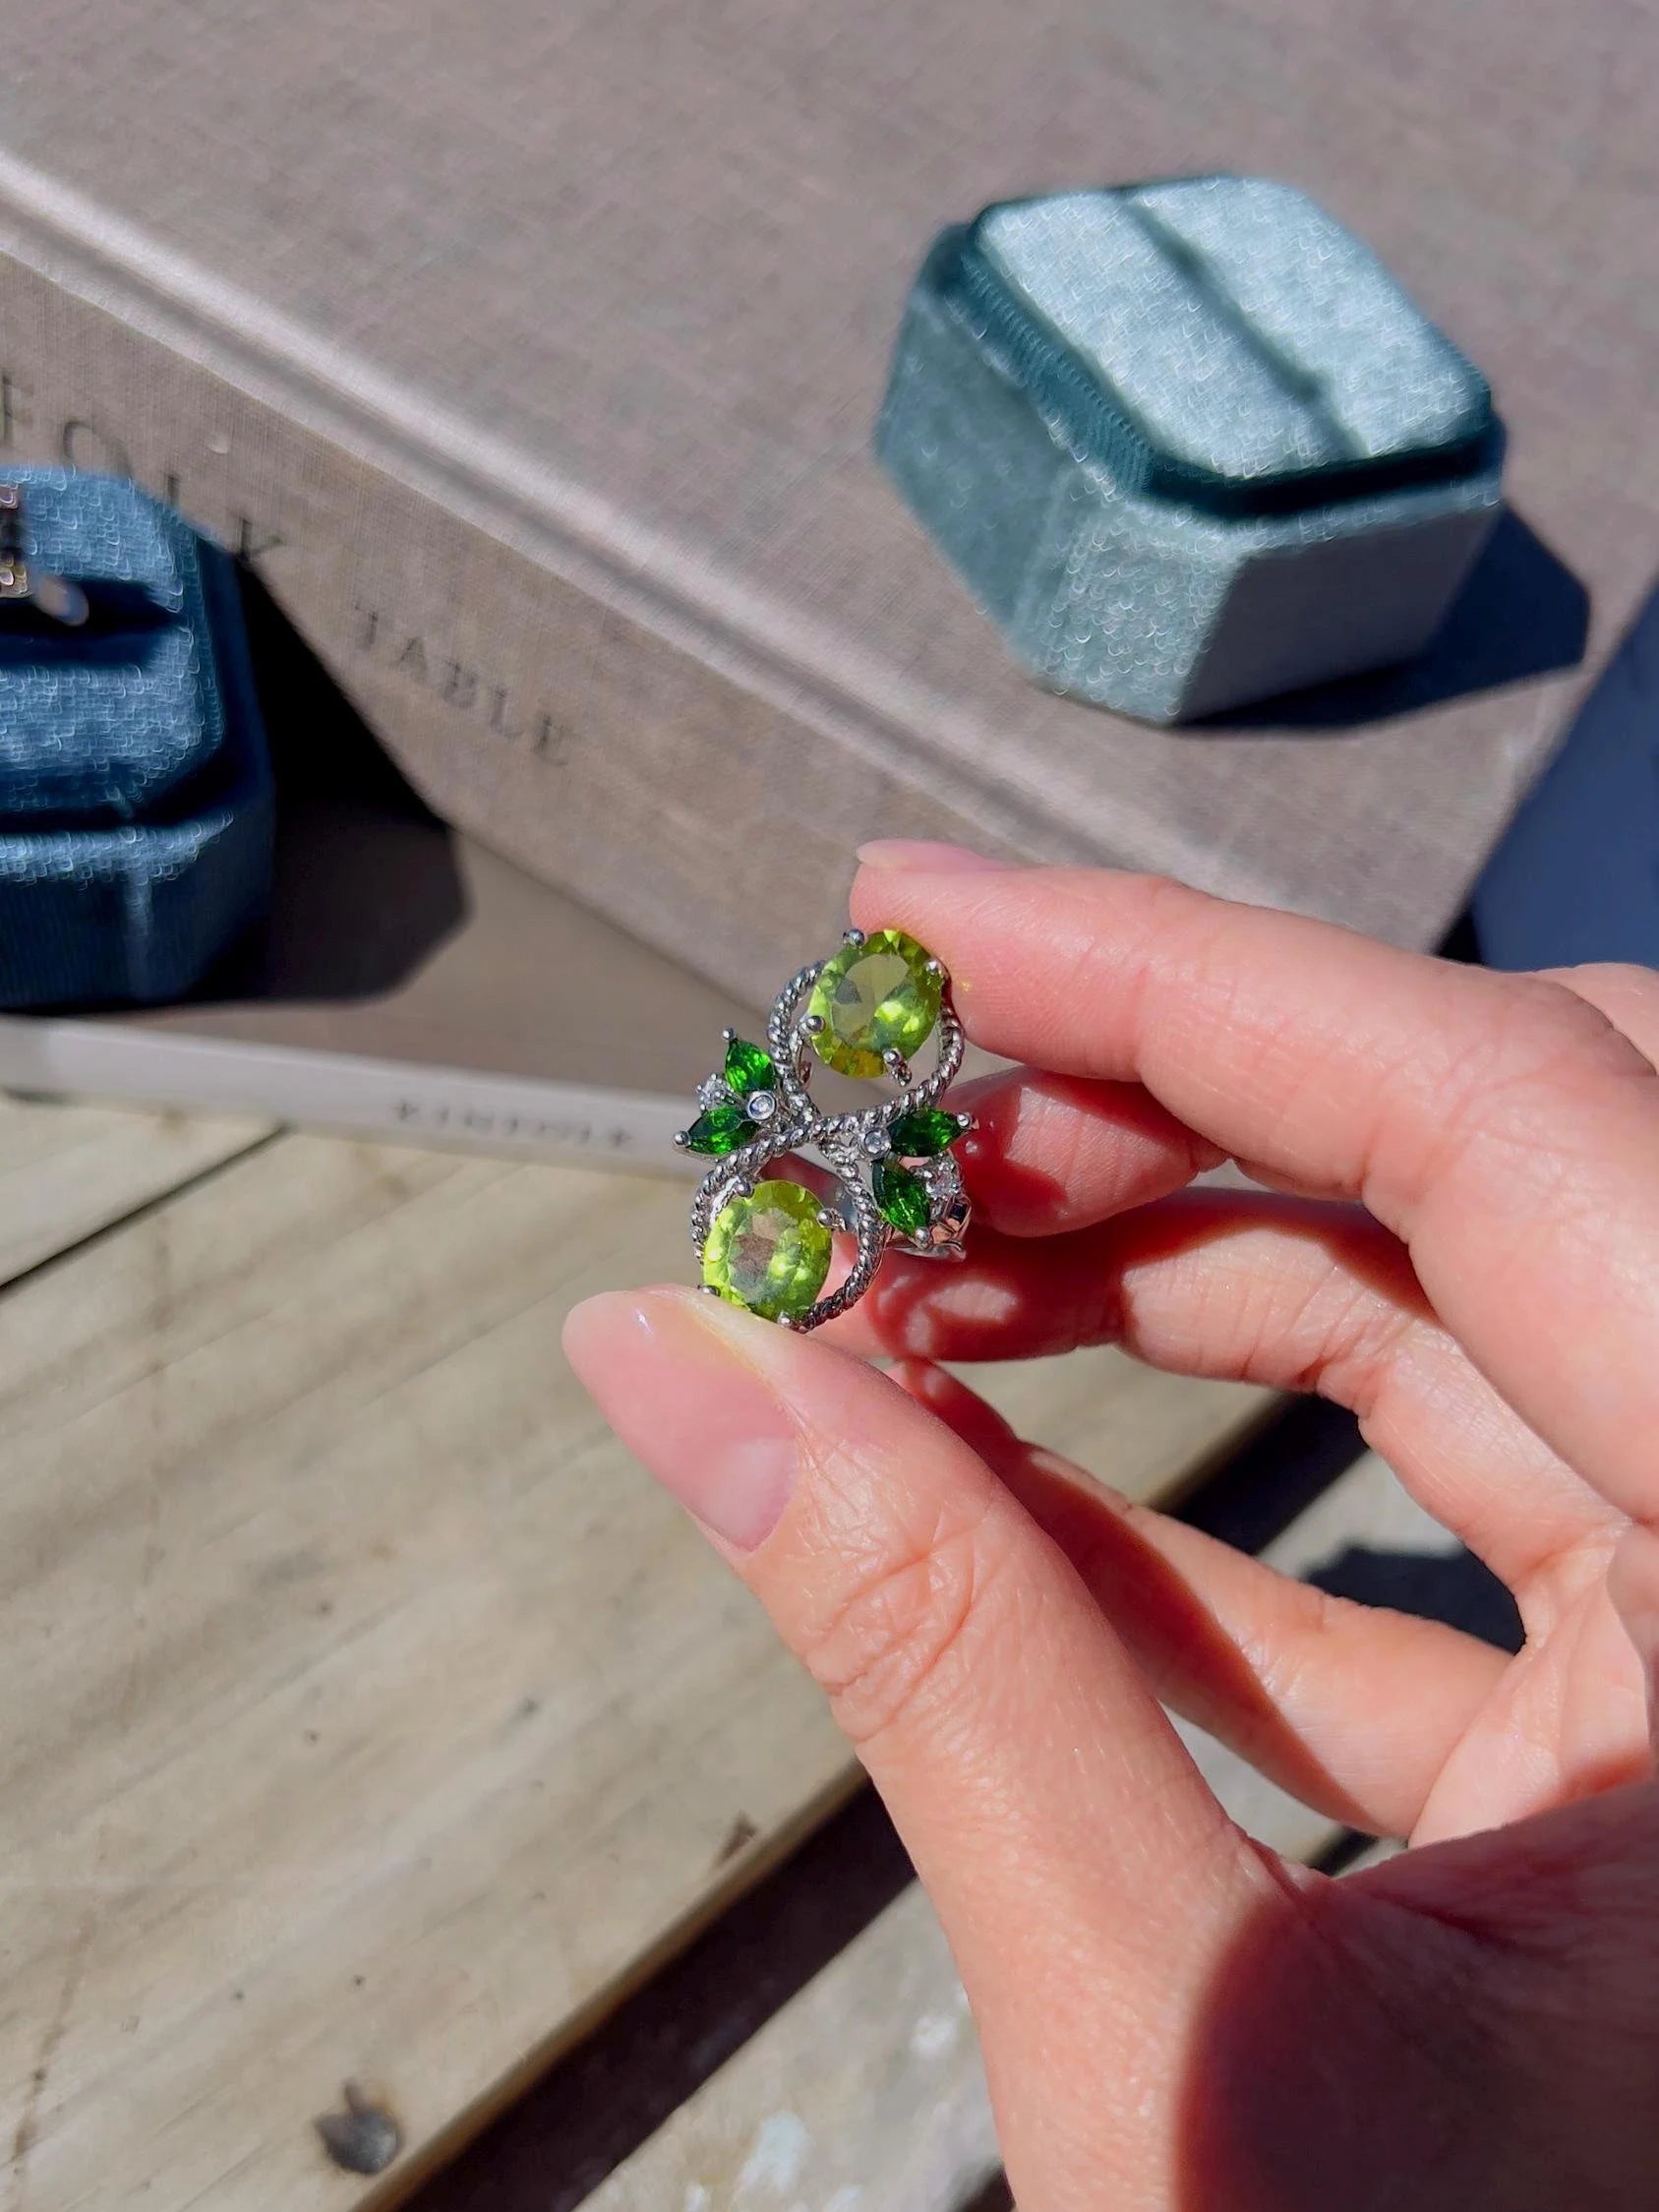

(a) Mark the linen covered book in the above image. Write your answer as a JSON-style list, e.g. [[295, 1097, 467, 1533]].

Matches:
[[0, 1, 1641, 1003]]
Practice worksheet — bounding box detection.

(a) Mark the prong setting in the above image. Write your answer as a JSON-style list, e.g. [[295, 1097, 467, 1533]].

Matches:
[[688, 934, 970, 1329]]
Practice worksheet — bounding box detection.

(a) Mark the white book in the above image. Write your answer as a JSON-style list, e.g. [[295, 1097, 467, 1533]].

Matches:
[[0, 1015, 699, 1172]]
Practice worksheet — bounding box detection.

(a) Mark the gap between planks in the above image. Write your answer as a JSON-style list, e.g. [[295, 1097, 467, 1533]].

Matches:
[[561, 1454, 1452, 2212], [0, 1117, 1269, 2212], [0, 1092, 273, 1289]]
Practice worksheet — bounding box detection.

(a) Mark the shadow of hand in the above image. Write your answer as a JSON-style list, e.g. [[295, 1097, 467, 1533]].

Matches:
[[1184, 1783, 1659, 2208]]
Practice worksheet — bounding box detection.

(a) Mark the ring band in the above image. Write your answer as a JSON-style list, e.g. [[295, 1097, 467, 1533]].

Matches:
[[679, 927, 973, 1329]]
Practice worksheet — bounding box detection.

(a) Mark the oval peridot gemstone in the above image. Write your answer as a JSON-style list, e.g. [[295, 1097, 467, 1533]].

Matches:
[[887, 1107, 962, 1158], [723, 1037, 776, 1096], [702, 1180, 833, 1321], [806, 930, 941, 1080], [682, 1104, 757, 1156], [873, 1159, 931, 1235]]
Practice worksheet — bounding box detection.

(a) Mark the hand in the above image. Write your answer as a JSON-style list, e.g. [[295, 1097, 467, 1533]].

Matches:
[[565, 848, 1659, 2210]]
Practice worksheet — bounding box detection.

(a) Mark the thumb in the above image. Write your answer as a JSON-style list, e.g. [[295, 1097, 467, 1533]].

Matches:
[[564, 1285, 1284, 2205]]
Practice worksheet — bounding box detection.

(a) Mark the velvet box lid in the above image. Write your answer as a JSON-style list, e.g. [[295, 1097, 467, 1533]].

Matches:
[[877, 176, 1505, 722], [0, 468, 272, 1007]]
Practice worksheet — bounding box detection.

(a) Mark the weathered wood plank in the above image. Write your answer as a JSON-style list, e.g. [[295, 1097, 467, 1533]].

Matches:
[[576, 1454, 1436, 2212], [582, 1884, 998, 2212], [0, 1091, 269, 1286], [972, 1348, 1272, 1514], [0, 1127, 1267, 2212]]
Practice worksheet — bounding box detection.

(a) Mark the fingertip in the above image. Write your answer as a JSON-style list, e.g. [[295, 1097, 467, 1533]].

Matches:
[[849, 847, 1037, 950], [562, 1284, 649, 1364], [855, 838, 1016, 873], [563, 1282, 715, 1388], [563, 1283, 806, 1551]]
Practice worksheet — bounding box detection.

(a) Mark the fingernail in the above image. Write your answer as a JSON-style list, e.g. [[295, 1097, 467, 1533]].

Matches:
[[856, 839, 1015, 873], [563, 1286, 800, 1550]]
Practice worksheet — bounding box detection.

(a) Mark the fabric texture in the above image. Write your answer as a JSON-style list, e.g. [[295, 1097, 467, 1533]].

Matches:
[[0, 467, 272, 1006], [877, 176, 1504, 722], [3, 1, 1647, 979]]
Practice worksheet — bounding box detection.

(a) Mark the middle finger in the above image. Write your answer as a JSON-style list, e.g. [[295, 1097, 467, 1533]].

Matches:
[[832, 1189, 1614, 1597]]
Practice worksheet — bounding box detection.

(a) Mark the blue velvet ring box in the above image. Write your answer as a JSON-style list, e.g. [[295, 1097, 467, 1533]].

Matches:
[[0, 468, 273, 1006], [876, 176, 1505, 722]]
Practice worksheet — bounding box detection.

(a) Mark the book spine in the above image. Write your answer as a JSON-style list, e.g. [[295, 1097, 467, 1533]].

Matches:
[[0, 233, 999, 1008], [0, 1017, 698, 1174]]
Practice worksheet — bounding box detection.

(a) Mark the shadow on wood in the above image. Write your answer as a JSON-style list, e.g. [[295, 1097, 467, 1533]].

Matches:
[[407, 1790, 914, 2212]]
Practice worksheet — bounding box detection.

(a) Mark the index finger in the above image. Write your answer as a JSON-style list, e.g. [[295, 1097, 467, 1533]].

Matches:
[[853, 848, 1659, 1526]]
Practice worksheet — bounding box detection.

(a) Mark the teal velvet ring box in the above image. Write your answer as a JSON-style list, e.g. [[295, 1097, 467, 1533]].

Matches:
[[877, 176, 1504, 721], [0, 468, 273, 1006]]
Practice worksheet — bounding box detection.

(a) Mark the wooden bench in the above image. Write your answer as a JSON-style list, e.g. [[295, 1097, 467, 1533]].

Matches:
[[2, 1097, 1457, 2210]]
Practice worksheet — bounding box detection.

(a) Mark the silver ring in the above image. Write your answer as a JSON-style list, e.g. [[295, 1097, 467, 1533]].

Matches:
[[679, 927, 973, 1329], [0, 483, 89, 628]]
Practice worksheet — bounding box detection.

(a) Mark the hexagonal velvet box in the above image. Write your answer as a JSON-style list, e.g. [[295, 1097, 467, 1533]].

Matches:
[[876, 176, 1503, 722], [0, 469, 272, 1006]]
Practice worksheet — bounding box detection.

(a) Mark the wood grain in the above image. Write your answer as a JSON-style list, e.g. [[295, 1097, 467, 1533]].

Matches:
[[966, 1348, 1271, 1520], [0, 1127, 1266, 2212], [577, 1454, 1439, 2212], [0, 1092, 269, 1287], [581, 1885, 998, 2212]]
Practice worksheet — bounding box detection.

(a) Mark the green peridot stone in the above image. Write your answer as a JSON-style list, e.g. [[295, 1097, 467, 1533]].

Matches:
[[807, 929, 941, 1080], [702, 1180, 833, 1320], [887, 1107, 963, 1158], [682, 1105, 757, 1156], [723, 1037, 776, 1096], [874, 1159, 931, 1235]]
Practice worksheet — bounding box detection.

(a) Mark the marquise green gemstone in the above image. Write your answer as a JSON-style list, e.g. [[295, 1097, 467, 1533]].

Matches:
[[873, 1159, 931, 1235], [723, 1037, 776, 1096], [682, 1105, 757, 1157], [887, 1107, 962, 1158], [807, 930, 942, 1080], [702, 1179, 833, 1320]]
